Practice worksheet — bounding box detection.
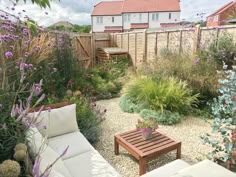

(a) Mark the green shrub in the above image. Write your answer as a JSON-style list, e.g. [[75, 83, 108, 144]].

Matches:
[[126, 77, 198, 114], [68, 97, 105, 144], [119, 95, 144, 113], [199, 33, 236, 66], [86, 58, 129, 99], [140, 109, 182, 125], [159, 48, 177, 60]]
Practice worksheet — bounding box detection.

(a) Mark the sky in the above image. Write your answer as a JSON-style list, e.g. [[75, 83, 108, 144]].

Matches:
[[0, 0, 233, 26]]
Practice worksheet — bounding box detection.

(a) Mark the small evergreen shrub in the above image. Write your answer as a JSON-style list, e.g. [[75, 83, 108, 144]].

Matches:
[[119, 95, 144, 113], [140, 109, 182, 125]]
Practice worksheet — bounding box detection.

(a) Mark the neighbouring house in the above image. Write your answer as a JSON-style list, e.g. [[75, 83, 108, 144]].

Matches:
[[91, 0, 181, 32], [206, 1, 236, 27]]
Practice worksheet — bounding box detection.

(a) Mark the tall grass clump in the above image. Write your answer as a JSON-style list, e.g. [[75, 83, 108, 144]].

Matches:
[[140, 52, 218, 107], [125, 77, 198, 114]]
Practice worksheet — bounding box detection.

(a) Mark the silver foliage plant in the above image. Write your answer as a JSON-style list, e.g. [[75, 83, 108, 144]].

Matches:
[[202, 61, 236, 167]]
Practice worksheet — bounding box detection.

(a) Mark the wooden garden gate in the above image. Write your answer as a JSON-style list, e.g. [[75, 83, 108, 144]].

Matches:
[[71, 34, 94, 69]]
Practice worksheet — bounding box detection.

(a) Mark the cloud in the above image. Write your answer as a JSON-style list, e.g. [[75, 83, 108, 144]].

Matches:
[[181, 0, 232, 21], [0, 0, 233, 26]]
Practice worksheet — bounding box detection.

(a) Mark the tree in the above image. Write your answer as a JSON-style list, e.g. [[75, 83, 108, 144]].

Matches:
[[15, 0, 53, 8]]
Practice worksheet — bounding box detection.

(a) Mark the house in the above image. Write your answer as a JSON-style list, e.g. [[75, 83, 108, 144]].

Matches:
[[91, 0, 181, 32], [206, 1, 236, 27]]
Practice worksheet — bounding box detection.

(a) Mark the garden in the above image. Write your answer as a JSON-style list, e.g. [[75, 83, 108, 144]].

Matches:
[[0, 0, 236, 177]]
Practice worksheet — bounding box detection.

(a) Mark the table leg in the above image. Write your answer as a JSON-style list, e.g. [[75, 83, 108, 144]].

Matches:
[[177, 143, 181, 159], [139, 158, 147, 176], [114, 137, 119, 155]]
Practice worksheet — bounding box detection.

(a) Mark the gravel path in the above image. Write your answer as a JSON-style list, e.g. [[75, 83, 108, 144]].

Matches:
[[95, 98, 213, 177]]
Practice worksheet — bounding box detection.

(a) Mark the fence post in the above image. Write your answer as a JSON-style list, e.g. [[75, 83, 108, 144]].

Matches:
[[135, 33, 137, 68], [179, 30, 183, 54], [167, 31, 170, 49], [121, 34, 123, 48], [91, 34, 94, 67], [128, 33, 130, 52], [193, 25, 201, 54], [155, 32, 158, 56], [143, 30, 147, 62]]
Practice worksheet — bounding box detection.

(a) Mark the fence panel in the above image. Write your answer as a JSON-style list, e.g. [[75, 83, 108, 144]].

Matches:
[[136, 32, 145, 66], [181, 29, 195, 54], [146, 33, 157, 62], [199, 28, 218, 49], [168, 31, 181, 53], [116, 34, 122, 48], [128, 33, 136, 66], [157, 32, 168, 56]]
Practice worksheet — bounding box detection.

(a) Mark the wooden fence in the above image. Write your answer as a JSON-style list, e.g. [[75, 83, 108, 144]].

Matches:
[[110, 25, 236, 67]]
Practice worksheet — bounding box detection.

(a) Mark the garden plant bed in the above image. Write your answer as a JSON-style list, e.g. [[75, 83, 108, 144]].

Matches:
[[95, 98, 214, 177]]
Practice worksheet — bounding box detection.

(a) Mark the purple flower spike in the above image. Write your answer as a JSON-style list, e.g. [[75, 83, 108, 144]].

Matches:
[[32, 155, 40, 177], [4, 51, 13, 58], [60, 145, 69, 158], [46, 107, 51, 112], [193, 57, 200, 64]]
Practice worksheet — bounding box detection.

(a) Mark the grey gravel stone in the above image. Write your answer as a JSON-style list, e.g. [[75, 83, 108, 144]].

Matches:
[[95, 98, 213, 177]]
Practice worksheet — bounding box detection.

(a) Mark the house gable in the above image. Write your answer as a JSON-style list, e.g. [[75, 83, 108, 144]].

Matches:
[[207, 1, 236, 17], [207, 1, 236, 27]]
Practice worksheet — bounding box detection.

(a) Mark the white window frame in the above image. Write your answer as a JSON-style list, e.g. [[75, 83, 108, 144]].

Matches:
[[213, 15, 219, 22], [139, 13, 142, 22], [124, 14, 127, 22], [128, 14, 131, 21], [152, 13, 159, 21], [96, 16, 103, 24]]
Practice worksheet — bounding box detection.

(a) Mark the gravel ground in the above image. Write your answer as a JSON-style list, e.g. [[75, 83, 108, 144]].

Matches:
[[95, 98, 213, 177]]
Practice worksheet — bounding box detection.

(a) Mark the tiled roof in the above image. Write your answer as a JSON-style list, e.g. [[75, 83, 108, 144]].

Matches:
[[122, 0, 180, 13], [91, 1, 123, 16], [208, 1, 236, 17], [131, 23, 148, 29], [92, 0, 180, 16]]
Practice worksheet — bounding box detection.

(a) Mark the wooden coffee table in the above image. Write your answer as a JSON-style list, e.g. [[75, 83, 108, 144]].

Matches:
[[114, 129, 181, 176]]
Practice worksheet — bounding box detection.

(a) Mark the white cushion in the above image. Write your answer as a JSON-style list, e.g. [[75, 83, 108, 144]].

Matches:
[[48, 170, 66, 177], [28, 104, 79, 138], [26, 127, 47, 157], [171, 159, 236, 177], [64, 150, 121, 177], [39, 146, 72, 177], [48, 131, 94, 160], [141, 159, 190, 177]]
